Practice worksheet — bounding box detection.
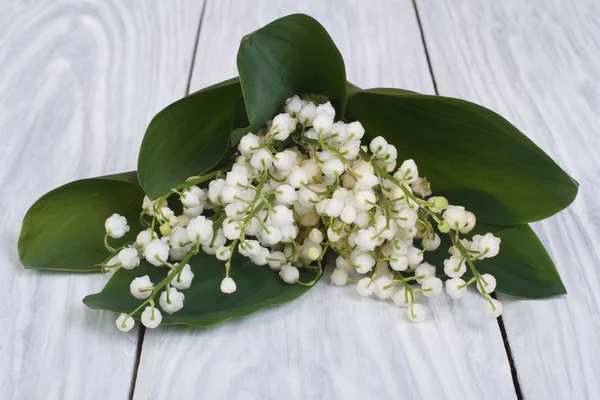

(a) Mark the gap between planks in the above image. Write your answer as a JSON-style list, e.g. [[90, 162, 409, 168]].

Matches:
[[411, 1, 523, 398], [128, 2, 208, 399]]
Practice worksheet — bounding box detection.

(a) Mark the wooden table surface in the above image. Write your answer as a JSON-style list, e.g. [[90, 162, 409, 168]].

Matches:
[[1, 1, 599, 399]]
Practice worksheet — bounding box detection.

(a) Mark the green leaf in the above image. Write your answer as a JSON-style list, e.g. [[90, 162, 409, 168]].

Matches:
[[345, 90, 578, 224], [426, 222, 566, 299], [83, 253, 315, 327], [138, 78, 243, 199], [18, 172, 145, 271], [235, 14, 347, 144]]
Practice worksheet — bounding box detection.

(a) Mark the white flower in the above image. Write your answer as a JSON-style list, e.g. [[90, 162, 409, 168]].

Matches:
[[354, 190, 376, 211], [353, 252, 375, 274], [443, 256, 466, 278], [421, 277, 443, 298], [460, 211, 476, 234], [298, 102, 317, 125], [339, 139, 361, 160], [272, 113, 297, 140], [221, 185, 242, 204], [252, 247, 270, 265], [356, 172, 378, 190], [289, 168, 309, 188], [220, 277, 237, 294], [141, 306, 162, 329], [356, 277, 375, 296], [340, 205, 356, 224], [216, 245, 231, 261], [300, 240, 322, 261], [261, 225, 282, 245], [410, 177, 432, 197], [225, 170, 249, 188], [369, 136, 388, 157], [250, 148, 273, 170], [375, 215, 397, 240], [280, 224, 299, 242], [396, 207, 418, 229], [477, 274, 497, 294], [321, 157, 345, 177], [390, 255, 409, 271], [415, 262, 436, 284], [330, 122, 347, 142], [275, 184, 297, 204], [407, 303, 426, 323], [103, 255, 121, 277], [397, 159, 418, 183], [316, 101, 335, 117], [356, 228, 378, 252], [307, 228, 323, 243], [483, 298, 503, 318], [374, 276, 395, 299], [274, 151, 294, 170], [443, 205, 469, 230], [474, 233, 501, 258], [144, 240, 169, 267], [136, 229, 155, 247], [445, 278, 467, 299], [267, 250, 287, 270], [422, 233, 441, 251], [159, 206, 177, 226], [330, 268, 348, 286], [323, 198, 344, 217], [325, 227, 339, 242], [279, 264, 299, 284], [238, 133, 260, 156], [208, 179, 225, 204], [313, 112, 334, 133], [115, 314, 135, 332], [159, 288, 185, 314], [105, 213, 129, 238], [407, 246, 424, 267], [384, 145, 398, 163], [392, 288, 412, 307], [346, 121, 365, 140], [270, 205, 294, 227], [184, 204, 204, 218], [284, 95, 303, 116], [118, 246, 140, 270], [171, 263, 194, 290], [180, 190, 200, 208], [186, 216, 214, 244], [129, 275, 153, 299], [142, 196, 163, 216]]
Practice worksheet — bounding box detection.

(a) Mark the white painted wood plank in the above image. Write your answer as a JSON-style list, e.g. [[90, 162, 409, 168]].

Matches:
[[134, 1, 517, 399], [416, 0, 600, 398], [0, 1, 204, 399]]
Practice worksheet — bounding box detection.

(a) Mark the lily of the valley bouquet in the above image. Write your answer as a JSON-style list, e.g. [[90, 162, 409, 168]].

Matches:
[[18, 15, 578, 331]]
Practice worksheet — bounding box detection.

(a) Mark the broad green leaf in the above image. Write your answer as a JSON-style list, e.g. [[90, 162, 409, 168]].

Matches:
[[346, 90, 578, 224], [83, 253, 316, 327], [235, 14, 347, 144], [18, 172, 144, 271], [138, 78, 243, 199], [426, 222, 566, 299]]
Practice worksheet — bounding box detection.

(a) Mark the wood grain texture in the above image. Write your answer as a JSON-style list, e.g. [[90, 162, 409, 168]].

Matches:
[[416, 0, 600, 398], [133, 1, 517, 399], [0, 1, 204, 398]]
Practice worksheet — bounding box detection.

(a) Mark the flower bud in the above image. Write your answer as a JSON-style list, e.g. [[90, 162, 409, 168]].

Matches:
[[160, 224, 172, 236], [437, 220, 450, 233], [434, 196, 449, 211], [306, 247, 320, 261]]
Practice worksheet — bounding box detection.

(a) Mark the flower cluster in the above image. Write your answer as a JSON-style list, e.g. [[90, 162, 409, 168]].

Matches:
[[101, 94, 502, 332]]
